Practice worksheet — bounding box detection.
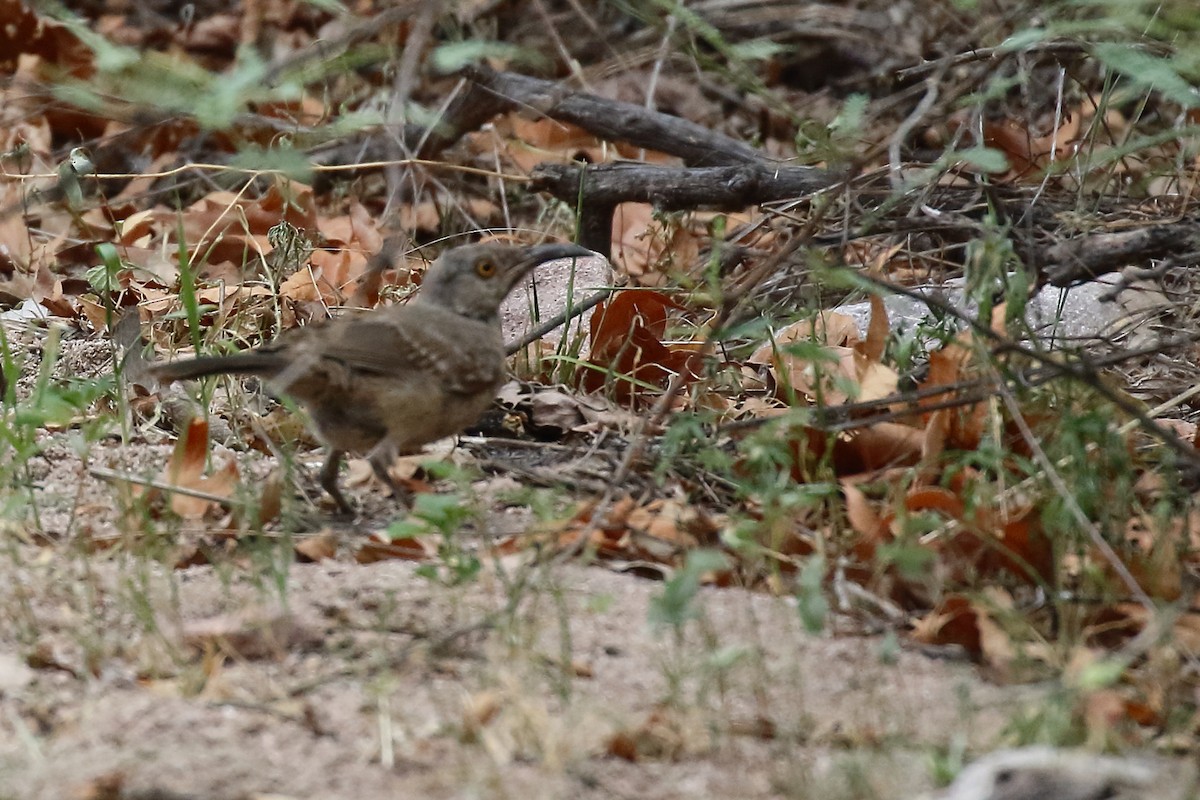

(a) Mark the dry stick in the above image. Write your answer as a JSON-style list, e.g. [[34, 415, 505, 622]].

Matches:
[[721, 330, 1200, 436], [1038, 223, 1200, 286], [861, 273, 1200, 472], [895, 40, 1106, 81], [88, 467, 241, 507], [995, 383, 1154, 608], [995, 387, 1200, 687], [464, 64, 765, 167], [908, 351, 1200, 605], [383, 4, 436, 215], [261, 1, 424, 86]]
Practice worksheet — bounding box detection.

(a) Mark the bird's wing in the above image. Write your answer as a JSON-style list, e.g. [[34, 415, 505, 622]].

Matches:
[[317, 313, 503, 396]]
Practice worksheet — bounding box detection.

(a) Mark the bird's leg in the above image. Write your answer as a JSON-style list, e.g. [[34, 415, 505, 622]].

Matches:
[[318, 449, 353, 515], [367, 443, 412, 507]]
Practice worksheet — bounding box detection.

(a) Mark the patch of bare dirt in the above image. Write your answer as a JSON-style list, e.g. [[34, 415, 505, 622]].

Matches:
[[0, 554, 1023, 800]]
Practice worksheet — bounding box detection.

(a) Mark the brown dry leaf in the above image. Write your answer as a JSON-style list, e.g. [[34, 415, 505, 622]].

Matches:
[[528, 389, 586, 434], [0, 0, 89, 73], [974, 587, 1018, 678], [75, 295, 112, 333], [605, 705, 711, 762], [920, 338, 989, 449], [911, 477, 1052, 586], [397, 197, 499, 234], [509, 115, 597, 151], [1082, 602, 1200, 654], [355, 532, 438, 564], [854, 354, 900, 403], [346, 201, 383, 254], [71, 770, 126, 800], [749, 312, 862, 359], [1117, 514, 1184, 600], [181, 608, 320, 661], [580, 289, 700, 401], [1166, 607, 1200, 652], [911, 595, 982, 659], [749, 312, 897, 407], [841, 480, 886, 543], [973, 506, 1053, 584], [194, 283, 274, 306], [311, 247, 367, 291], [1154, 418, 1198, 445], [828, 422, 923, 474], [919, 408, 949, 477], [494, 114, 612, 172], [294, 530, 338, 563], [257, 470, 283, 523], [1083, 688, 1130, 742], [982, 111, 1082, 180], [460, 690, 503, 742], [161, 418, 238, 518], [279, 262, 338, 304], [0, 183, 35, 271], [610, 202, 701, 282], [1081, 604, 1143, 650], [861, 293, 889, 364], [625, 498, 710, 548], [555, 496, 637, 555]]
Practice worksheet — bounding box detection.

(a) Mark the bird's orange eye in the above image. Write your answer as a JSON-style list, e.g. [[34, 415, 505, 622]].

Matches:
[[475, 259, 497, 278]]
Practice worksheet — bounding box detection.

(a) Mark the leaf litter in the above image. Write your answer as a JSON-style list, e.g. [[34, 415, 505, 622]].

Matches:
[[3, 1, 1200, 796]]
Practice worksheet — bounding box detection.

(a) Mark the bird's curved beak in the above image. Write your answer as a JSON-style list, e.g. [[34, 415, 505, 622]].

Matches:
[[518, 243, 594, 273], [501, 243, 594, 290]]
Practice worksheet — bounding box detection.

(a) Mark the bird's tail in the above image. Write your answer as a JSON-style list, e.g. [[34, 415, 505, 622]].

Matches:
[[149, 352, 283, 382]]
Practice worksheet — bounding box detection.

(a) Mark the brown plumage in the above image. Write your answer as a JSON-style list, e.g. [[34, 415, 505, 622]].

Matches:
[[150, 241, 591, 513]]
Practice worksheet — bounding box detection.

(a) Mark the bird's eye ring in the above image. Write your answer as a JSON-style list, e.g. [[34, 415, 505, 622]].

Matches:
[[475, 259, 497, 278]]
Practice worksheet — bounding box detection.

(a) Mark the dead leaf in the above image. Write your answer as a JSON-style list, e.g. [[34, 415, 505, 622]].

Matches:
[[294, 529, 338, 562], [160, 418, 238, 518], [182, 608, 320, 661], [605, 705, 711, 762], [355, 532, 438, 563], [912, 595, 982, 659]]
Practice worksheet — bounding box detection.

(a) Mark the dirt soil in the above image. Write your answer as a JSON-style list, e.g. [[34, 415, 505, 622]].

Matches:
[[0, 333, 1036, 800], [0, 552, 1025, 800], [9, 2, 1200, 796]]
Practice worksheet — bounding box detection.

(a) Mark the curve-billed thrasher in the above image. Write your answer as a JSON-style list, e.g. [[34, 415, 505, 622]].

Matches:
[[150, 241, 591, 513]]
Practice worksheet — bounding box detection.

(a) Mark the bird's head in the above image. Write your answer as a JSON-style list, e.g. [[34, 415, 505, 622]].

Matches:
[[416, 242, 593, 322]]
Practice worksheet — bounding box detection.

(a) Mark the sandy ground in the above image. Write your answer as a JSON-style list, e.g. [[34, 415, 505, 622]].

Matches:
[[0, 551, 1023, 800], [0, 323, 1174, 800]]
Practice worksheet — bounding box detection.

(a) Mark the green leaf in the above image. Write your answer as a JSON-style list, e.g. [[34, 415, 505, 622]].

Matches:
[[67, 22, 141, 71], [298, 0, 348, 13], [780, 340, 841, 363], [411, 492, 473, 532], [229, 145, 314, 183], [1076, 658, 1126, 690], [1093, 43, 1200, 108], [429, 41, 548, 75], [830, 94, 869, 136], [648, 549, 728, 628], [796, 555, 829, 633], [728, 40, 789, 61], [955, 147, 1009, 173], [999, 28, 1049, 51], [193, 49, 276, 128]]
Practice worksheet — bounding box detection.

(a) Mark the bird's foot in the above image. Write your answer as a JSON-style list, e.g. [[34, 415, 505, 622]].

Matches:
[[318, 450, 355, 517], [368, 453, 413, 508]]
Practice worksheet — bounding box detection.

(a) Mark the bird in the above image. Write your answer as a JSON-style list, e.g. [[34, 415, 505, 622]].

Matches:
[[149, 241, 592, 514]]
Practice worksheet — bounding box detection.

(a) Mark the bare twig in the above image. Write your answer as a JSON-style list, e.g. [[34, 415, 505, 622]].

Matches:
[[88, 467, 242, 507], [505, 289, 611, 355]]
